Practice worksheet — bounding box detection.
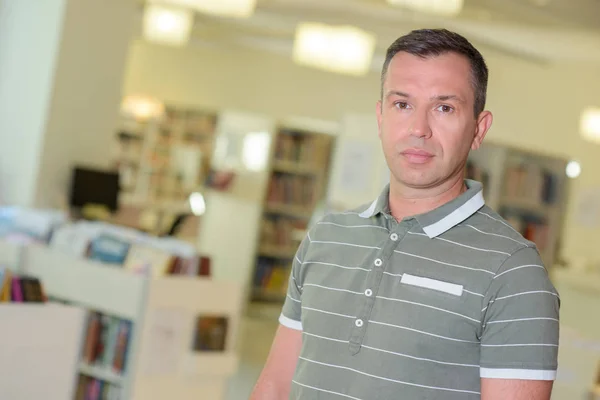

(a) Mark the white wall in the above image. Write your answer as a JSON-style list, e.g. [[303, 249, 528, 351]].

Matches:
[[0, 0, 135, 209], [0, 0, 67, 206], [122, 39, 600, 266], [34, 0, 136, 208]]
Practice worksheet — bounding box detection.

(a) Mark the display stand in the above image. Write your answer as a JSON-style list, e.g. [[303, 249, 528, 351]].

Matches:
[[0, 240, 243, 400], [0, 303, 86, 400]]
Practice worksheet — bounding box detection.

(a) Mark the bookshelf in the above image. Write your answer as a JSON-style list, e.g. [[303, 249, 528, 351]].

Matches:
[[251, 123, 336, 303], [467, 141, 570, 268], [114, 104, 218, 208], [1, 241, 243, 400]]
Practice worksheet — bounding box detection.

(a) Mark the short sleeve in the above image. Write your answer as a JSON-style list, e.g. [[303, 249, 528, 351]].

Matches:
[[480, 246, 560, 380], [278, 232, 311, 331]]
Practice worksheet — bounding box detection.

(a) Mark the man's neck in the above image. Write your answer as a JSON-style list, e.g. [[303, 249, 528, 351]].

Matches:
[[388, 176, 467, 222]]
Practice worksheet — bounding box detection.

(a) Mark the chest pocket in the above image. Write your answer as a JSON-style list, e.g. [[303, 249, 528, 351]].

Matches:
[[400, 273, 463, 297]]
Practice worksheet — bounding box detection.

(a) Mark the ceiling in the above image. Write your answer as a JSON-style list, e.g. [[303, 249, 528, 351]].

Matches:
[[136, 0, 600, 68]]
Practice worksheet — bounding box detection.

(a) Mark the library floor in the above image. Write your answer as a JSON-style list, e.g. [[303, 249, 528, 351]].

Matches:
[[225, 303, 281, 400]]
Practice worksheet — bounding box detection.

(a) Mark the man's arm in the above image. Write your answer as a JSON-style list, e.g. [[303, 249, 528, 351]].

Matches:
[[481, 378, 553, 400], [480, 245, 559, 400], [249, 324, 302, 400]]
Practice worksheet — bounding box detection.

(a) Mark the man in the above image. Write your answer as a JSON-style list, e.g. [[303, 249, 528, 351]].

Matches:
[[250, 28, 559, 400]]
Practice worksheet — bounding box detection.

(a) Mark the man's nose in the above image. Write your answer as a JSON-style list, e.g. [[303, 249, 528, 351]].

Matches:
[[408, 109, 432, 139]]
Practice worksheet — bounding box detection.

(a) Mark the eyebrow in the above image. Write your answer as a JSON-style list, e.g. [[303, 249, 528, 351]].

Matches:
[[433, 94, 465, 103], [385, 91, 465, 103], [386, 90, 410, 98]]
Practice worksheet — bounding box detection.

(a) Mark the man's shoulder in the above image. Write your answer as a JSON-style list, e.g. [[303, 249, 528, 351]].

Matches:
[[466, 205, 537, 251], [317, 201, 378, 225]]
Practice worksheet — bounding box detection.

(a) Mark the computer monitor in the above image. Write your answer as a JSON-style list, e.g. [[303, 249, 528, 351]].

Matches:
[[68, 166, 120, 212]]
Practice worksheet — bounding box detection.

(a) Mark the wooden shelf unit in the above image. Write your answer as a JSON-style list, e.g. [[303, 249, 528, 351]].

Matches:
[[114, 104, 218, 206], [467, 141, 570, 268], [250, 124, 336, 302]]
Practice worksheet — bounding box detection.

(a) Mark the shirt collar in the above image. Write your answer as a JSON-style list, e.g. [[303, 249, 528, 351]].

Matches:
[[358, 179, 485, 238]]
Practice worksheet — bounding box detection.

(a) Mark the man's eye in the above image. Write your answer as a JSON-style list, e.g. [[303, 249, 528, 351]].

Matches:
[[437, 105, 454, 113], [394, 102, 409, 109]]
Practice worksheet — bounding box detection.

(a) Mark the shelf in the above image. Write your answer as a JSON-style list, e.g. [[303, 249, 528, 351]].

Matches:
[[500, 196, 553, 216], [265, 203, 313, 219], [259, 245, 296, 259], [272, 160, 320, 175], [252, 287, 286, 303], [20, 245, 145, 320], [79, 362, 124, 386]]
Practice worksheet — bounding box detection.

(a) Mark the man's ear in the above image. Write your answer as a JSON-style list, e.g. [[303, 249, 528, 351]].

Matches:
[[471, 111, 493, 150]]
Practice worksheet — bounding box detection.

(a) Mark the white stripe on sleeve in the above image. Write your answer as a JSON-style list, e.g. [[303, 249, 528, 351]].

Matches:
[[480, 368, 556, 381], [279, 314, 303, 331]]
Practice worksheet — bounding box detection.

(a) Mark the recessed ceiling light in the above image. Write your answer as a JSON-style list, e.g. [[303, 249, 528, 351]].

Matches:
[[566, 161, 581, 179], [143, 4, 193, 47], [580, 107, 600, 144]]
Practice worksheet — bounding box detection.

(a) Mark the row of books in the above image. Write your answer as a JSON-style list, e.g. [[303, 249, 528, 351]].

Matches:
[[266, 174, 316, 208], [0, 268, 45, 302], [81, 311, 132, 375], [505, 214, 550, 251], [160, 107, 217, 137], [465, 161, 490, 197], [75, 375, 122, 400], [503, 164, 559, 205], [50, 221, 210, 277], [274, 130, 323, 165], [260, 217, 307, 248], [254, 257, 292, 295]]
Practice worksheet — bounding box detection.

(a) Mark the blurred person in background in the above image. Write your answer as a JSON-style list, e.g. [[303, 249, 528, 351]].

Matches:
[[250, 28, 559, 400]]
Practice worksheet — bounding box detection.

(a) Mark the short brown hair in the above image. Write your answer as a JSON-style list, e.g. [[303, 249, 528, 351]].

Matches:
[[381, 29, 488, 117]]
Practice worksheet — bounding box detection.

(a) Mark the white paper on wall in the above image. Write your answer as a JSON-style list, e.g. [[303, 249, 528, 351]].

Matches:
[[141, 308, 186, 376], [336, 139, 377, 194]]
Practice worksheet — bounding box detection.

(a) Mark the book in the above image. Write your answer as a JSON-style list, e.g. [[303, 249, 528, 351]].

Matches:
[[81, 312, 132, 376], [87, 234, 131, 265], [123, 244, 175, 277], [193, 316, 228, 352]]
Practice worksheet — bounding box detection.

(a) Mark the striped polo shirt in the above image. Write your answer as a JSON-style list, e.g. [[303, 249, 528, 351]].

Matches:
[[279, 179, 560, 399]]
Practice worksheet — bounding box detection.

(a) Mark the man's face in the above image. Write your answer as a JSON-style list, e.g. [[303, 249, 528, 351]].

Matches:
[[376, 51, 491, 192]]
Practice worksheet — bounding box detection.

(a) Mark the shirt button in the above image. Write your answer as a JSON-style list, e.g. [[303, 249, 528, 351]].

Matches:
[[355, 319, 364, 327], [374, 258, 383, 267], [365, 289, 373, 297], [390, 233, 399, 241]]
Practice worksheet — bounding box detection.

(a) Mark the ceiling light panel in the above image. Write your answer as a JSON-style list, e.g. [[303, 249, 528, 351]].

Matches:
[[143, 4, 193, 46], [293, 23, 376, 77], [581, 107, 600, 144]]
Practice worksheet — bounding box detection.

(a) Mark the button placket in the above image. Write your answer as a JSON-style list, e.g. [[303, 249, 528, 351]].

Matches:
[[348, 222, 414, 355]]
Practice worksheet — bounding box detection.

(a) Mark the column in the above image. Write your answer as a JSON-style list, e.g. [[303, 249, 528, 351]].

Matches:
[[0, 0, 136, 208]]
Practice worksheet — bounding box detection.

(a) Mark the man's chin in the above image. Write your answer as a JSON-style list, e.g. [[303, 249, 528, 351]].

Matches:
[[391, 174, 440, 190]]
